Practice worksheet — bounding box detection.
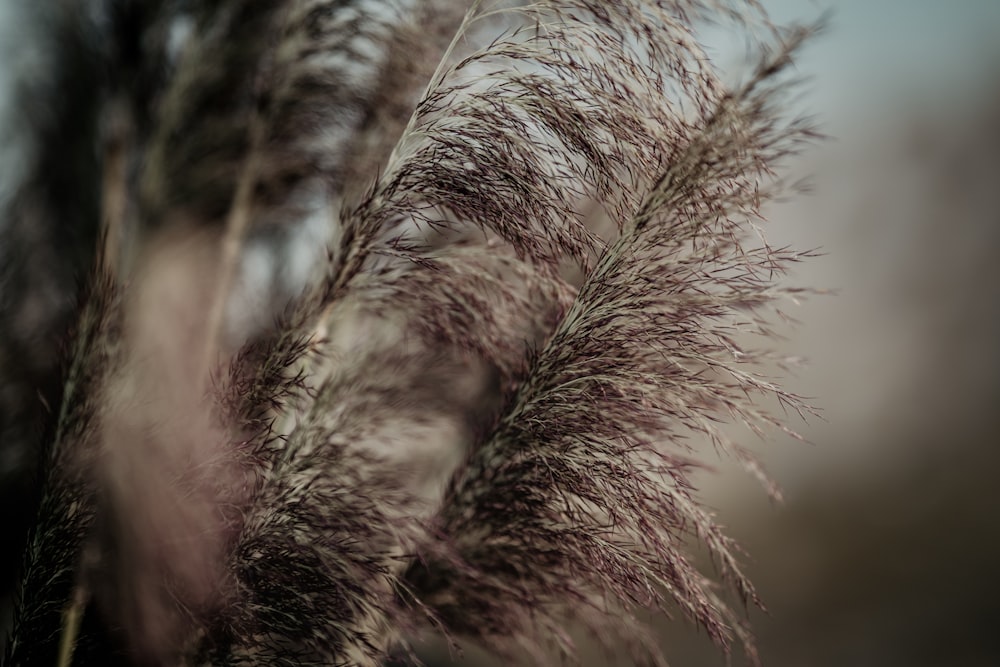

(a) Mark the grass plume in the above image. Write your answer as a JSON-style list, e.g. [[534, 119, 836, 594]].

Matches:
[[1, 1, 820, 665]]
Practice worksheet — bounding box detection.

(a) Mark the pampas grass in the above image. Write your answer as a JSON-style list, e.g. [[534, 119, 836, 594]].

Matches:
[[1, 1, 819, 665]]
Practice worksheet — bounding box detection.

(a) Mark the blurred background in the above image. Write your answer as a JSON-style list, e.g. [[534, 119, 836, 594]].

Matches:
[[671, 1, 1000, 664], [3, 1, 999, 665], [699, 2, 1000, 665], [417, 1, 1000, 665]]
